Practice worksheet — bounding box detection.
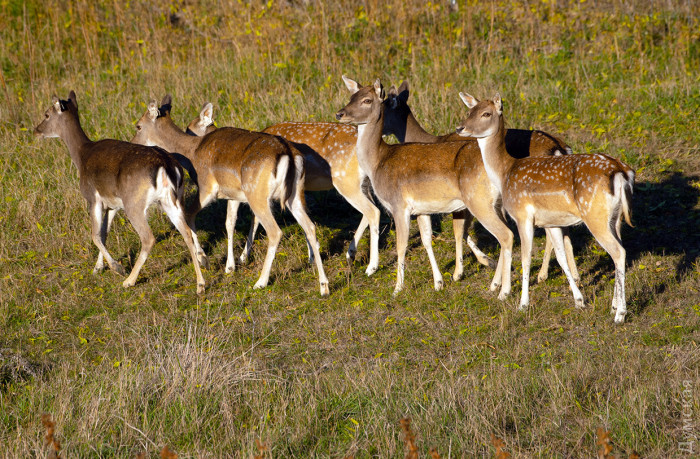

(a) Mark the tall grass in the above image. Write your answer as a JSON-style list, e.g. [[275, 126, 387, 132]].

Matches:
[[1, 0, 699, 456]]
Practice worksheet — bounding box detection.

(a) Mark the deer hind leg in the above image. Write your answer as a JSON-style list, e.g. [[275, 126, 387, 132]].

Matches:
[[121, 202, 155, 289], [392, 209, 411, 295], [333, 179, 381, 275], [286, 190, 330, 296], [185, 182, 219, 269], [93, 208, 118, 274], [90, 202, 124, 276], [547, 227, 584, 308], [588, 217, 627, 323], [161, 189, 206, 294], [240, 214, 259, 265], [453, 210, 496, 282], [467, 200, 513, 300], [225, 200, 242, 273], [538, 228, 579, 285], [417, 214, 443, 291]]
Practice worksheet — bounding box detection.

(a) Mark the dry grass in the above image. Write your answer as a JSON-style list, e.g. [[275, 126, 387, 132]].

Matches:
[[1, 0, 699, 457]]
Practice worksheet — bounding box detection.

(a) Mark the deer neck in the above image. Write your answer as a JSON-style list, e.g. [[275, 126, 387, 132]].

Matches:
[[476, 118, 514, 195], [355, 107, 386, 180], [60, 114, 92, 172], [156, 118, 202, 160], [403, 112, 439, 143]]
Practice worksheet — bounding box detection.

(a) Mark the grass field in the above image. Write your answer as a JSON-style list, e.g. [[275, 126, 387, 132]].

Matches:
[[1, 0, 699, 457]]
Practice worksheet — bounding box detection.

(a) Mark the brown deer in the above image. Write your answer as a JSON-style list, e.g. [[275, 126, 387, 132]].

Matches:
[[131, 96, 329, 296], [34, 91, 205, 293], [456, 92, 634, 323], [335, 76, 514, 298], [383, 81, 579, 285]]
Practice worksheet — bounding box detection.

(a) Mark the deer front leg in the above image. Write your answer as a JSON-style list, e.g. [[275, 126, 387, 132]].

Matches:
[[417, 214, 443, 291], [392, 210, 411, 295]]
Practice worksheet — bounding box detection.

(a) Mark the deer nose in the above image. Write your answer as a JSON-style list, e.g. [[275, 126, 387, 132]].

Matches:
[[335, 111, 344, 121]]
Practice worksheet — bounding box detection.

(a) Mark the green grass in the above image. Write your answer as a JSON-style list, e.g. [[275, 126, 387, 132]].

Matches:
[[1, 0, 699, 457]]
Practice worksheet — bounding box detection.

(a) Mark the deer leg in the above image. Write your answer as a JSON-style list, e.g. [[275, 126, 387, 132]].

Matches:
[[589, 222, 627, 323], [537, 229, 554, 283], [454, 210, 495, 281], [539, 228, 579, 285], [121, 204, 155, 289], [240, 214, 259, 265], [392, 209, 411, 295], [417, 214, 444, 290], [160, 189, 206, 294], [185, 185, 218, 269], [287, 192, 330, 296], [93, 208, 118, 274], [225, 200, 241, 273], [516, 218, 535, 311], [548, 227, 584, 308], [334, 182, 381, 276], [89, 202, 124, 276]]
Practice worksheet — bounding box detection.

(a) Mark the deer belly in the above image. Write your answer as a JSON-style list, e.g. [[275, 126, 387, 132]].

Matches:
[[408, 198, 465, 215]]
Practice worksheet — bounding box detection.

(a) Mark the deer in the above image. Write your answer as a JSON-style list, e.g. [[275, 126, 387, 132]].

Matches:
[[186, 100, 498, 282], [336, 76, 515, 298], [33, 91, 205, 293], [456, 92, 634, 323], [383, 81, 579, 285], [130, 96, 329, 296]]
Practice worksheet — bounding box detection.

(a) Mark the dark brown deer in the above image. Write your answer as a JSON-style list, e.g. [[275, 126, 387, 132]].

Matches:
[[34, 91, 205, 293], [131, 96, 329, 296], [336, 76, 514, 298], [383, 81, 579, 285], [456, 92, 634, 323]]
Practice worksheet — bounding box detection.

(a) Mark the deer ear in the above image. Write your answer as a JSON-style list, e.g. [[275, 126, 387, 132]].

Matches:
[[374, 79, 384, 100], [160, 94, 172, 115], [493, 92, 502, 114], [147, 99, 159, 120], [397, 81, 409, 104], [68, 90, 78, 109], [459, 92, 478, 109], [342, 75, 360, 94], [200, 102, 213, 125]]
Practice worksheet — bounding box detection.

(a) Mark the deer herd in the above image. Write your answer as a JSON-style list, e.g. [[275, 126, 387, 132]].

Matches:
[[34, 76, 634, 324]]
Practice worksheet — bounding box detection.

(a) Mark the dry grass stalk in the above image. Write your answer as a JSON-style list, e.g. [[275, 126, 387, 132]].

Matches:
[[41, 414, 62, 459], [491, 434, 511, 459]]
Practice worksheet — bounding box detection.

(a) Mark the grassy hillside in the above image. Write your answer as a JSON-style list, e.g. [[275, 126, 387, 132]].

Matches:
[[0, 0, 698, 456]]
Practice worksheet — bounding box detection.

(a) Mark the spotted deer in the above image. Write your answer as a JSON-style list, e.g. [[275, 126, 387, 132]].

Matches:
[[384, 81, 579, 285], [34, 91, 205, 293], [336, 76, 515, 298], [131, 96, 329, 296], [456, 92, 634, 323]]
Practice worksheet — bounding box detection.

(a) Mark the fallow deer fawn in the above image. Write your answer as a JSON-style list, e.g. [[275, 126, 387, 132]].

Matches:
[[384, 81, 579, 285], [336, 76, 513, 298], [186, 102, 381, 275], [456, 92, 634, 323], [34, 91, 205, 293], [131, 96, 329, 296]]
